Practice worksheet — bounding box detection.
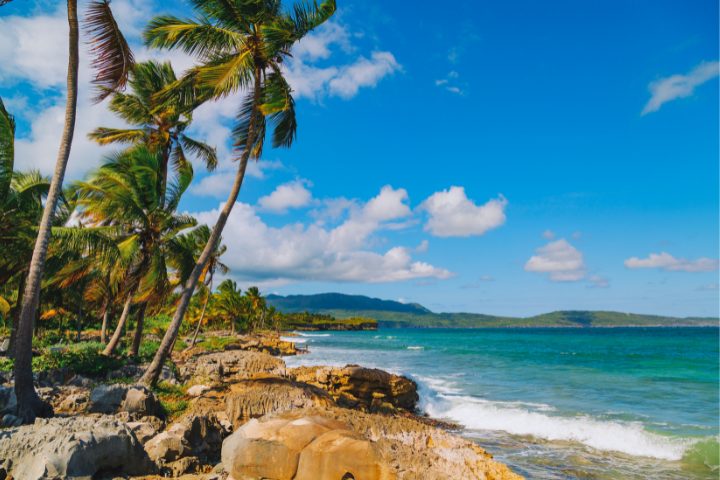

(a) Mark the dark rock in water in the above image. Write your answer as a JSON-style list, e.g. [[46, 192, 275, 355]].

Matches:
[[0, 415, 155, 479]]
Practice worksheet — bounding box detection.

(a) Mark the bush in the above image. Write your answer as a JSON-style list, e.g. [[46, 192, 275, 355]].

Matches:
[[153, 381, 188, 419], [32, 341, 123, 377], [0, 357, 12, 372]]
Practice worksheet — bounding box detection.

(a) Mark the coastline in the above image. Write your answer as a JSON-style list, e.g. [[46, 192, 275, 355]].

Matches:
[[0, 331, 523, 479]]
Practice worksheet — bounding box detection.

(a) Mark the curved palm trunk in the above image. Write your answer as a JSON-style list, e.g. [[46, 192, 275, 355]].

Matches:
[[13, 0, 78, 423], [140, 70, 262, 387], [129, 302, 146, 357], [102, 291, 133, 355], [100, 302, 110, 344], [188, 275, 213, 349]]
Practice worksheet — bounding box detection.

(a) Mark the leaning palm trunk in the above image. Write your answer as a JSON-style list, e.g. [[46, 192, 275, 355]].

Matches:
[[102, 291, 133, 355], [13, 0, 79, 423], [129, 302, 146, 357], [140, 72, 262, 387], [100, 302, 110, 344], [188, 275, 213, 350]]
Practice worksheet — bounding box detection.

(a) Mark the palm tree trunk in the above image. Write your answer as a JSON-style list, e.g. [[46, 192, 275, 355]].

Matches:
[[13, 0, 78, 423], [188, 275, 213, 349], [102, 291, 133, 356], [100, 301, 110, 344], [8, 273, 26, 358], [129, 302, 146, 357], [140, 68, 262, 387]]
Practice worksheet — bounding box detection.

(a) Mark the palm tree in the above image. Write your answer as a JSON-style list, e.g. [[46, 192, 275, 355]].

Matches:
[[244, 286, 266, 330], [182, 226, 228, 349], [140, 0, 336, 387], [73, 146, 196, 356], [5, 0, 134, 422], [88, 60, 217, 201], [214, 279, 244, 333]]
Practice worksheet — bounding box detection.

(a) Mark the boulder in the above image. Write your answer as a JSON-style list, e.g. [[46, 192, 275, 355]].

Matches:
[[221, 415, 347, 480], [290, 365, 419, 413], [144, 429, 188, 463], [55, 390, 89, 414], [187, 384, 211, 397], [89, 383, 128, 414], [295, 429, 394, 480], [89, 384, 163, 418], [121, 386, 164, 418], [180, 350, 285, 384], [0, 415, 154, 479], [224, 376, 332, 428]]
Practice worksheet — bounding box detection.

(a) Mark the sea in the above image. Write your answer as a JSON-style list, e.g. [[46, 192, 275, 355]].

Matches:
[[282, 327, 719, 480]]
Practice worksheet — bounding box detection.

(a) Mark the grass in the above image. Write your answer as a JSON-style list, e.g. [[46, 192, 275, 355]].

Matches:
[[153, 381, 189, 419], [197, 335, 237, 352]]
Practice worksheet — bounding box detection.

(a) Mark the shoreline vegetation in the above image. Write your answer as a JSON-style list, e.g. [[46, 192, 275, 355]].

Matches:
[[0, 329, 521, 479], [267, 293, 719, 328]]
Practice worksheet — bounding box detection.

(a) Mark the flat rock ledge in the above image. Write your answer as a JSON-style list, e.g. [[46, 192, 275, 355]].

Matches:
[[0, 414, 154, 479]]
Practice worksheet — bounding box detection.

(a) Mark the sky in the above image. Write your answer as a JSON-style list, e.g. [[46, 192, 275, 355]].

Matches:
[[0, 0, 718, 317]]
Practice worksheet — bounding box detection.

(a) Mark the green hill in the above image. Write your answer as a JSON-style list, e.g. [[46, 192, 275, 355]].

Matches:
[[267, 293, 718, 328]]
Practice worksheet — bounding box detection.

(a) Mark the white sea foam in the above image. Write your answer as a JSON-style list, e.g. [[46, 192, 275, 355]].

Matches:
[[281, 336, 306, 343], [416, 379, 692, 460], [295, 332, 331, 337], [407, 346, 424, 350]]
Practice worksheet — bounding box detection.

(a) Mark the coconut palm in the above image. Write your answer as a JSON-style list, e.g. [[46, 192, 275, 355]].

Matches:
[[88, 60, 217, 202], [5, 0, 135, 422], [214, 279, 244, 333], [73, 146, 196, 356], [140, 0, 336, 386]]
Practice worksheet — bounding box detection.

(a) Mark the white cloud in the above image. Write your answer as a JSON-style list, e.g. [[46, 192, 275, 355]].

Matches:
[[421, 187, 507, 237], [415, 239, 429, 253], [435, 70, 464, 95], [190, 186, 452, 283], [525, 239, 586, 282], [542, 230, 555, 240], [642, 61, 719, 115], [293, 21, 352, 61], [327, 52, 401, 98], [624, 252, 719, 272], [258, 180, 313, 213]]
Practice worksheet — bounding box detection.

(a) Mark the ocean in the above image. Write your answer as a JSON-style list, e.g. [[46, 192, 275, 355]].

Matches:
[[283, 327, 719, 480]]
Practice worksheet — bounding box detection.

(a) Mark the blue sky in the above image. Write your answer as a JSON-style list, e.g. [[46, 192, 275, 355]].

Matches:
[[1, 0, 718, 316]]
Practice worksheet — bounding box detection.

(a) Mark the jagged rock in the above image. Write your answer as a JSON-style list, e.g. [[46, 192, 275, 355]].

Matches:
[[56, 390, 89, 414], [89, 384, 163, 418], [67, 374, 93, 387], [179, 350, 285, 384], [166, 455, 202, 476], [290, 365, 419, 413], [224, 376, 332, 428], [221, 414, 349, 480], [233, 334, 298, 356], [187, 384, 211, 397], [0, 415, 154, 479], [121, 386, 164, 418], [128, 416, 164, 444], [145, 429, 188, 463], [295, 429, 395, 480], [89, 383, 128, 414]]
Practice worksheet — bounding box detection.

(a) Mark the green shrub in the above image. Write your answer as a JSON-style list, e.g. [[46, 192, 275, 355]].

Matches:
[[0, 357, 12, 372], [153, 381, 188, 419], [33, 342, 123, 377]]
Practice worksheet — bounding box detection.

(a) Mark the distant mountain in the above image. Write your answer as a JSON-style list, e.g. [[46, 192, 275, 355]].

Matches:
[[267, 293, 718, 328], [267, 292, 431, 315]]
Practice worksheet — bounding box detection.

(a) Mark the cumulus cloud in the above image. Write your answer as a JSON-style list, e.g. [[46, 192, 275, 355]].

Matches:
[[642, 61, 719, 115], [258, 180, 313, 213], [420, 187, 507, 237], [624, 252, 719, 272], [525, 239, 586, 282], [190, 186, 452, 283]]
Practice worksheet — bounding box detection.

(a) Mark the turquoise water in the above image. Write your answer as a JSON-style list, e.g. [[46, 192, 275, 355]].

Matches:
[[283, 327, 720, 479]]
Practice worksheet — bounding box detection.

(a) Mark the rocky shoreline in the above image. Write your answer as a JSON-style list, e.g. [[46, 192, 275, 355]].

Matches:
[[0, 332, 521, 480]]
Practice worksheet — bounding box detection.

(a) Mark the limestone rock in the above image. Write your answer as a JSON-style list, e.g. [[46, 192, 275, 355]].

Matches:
[[224, 376, 332, 428], [290, 365, 419, 413], [188, 384, 211, 397], [121, 386, 164, 418], [89, 383, 128, 414], [179, 350, 285, 384], [221, 415, 347, 480], [0, 415, 154, 479], [295, 429, 394, 480], [145, 430, 188, 463], [128, 417, 164, 444]]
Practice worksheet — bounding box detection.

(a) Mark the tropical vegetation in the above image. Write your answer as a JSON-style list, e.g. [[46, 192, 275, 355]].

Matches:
[[0, 0, 337, 423]]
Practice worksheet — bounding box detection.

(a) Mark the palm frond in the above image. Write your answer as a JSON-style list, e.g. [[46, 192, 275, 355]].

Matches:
[[180, 135, 218, 171], [85, 0, 135, 102], [88, 127, 146, 145], [261, 70, 296, 148], [144, 16, 243, 57]]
